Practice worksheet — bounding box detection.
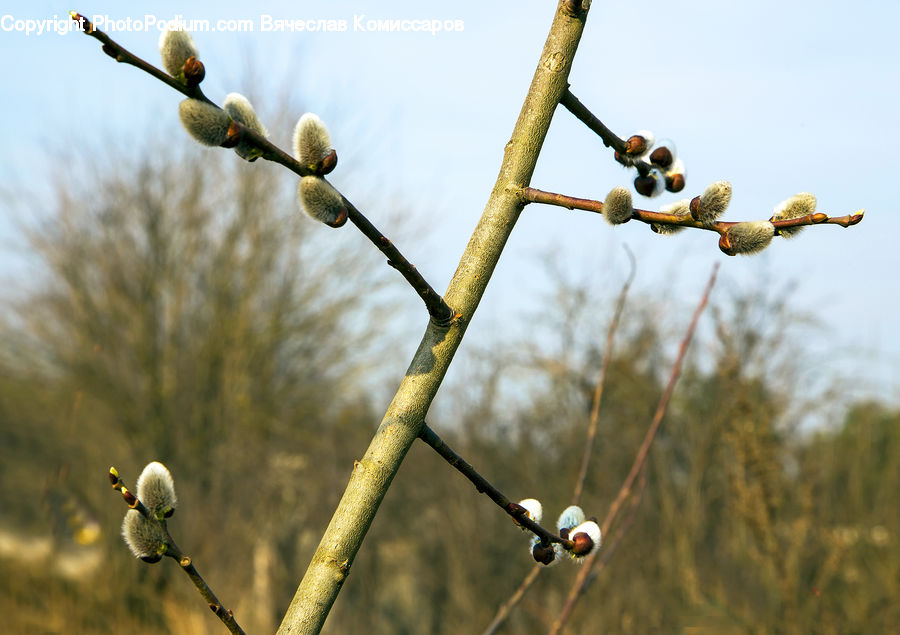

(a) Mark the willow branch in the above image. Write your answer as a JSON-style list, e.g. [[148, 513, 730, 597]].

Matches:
[[559, 88, 628, 154], [522, 186, 865, 236], [275, 4, 591, 632], [482, 250, 636, 634], [549, 263, 719, 635], [109, 469, 245, 635], [419, 425, 571, 548], [70, 12, 454, 325]]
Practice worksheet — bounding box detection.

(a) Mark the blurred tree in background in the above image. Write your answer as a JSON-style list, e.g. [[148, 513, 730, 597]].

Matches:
[[0, 140, 896, 633]]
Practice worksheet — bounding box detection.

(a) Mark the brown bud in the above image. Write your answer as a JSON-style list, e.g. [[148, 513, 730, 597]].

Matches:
[[122, 488, 138, 508], [316, 149, 338, 176], [140, 554, 163, 564], [666, 172, 685, 192], [634, 174, 657, 197], [562, 0, 587, 16], [220, 120, 242, 149], [509, 502, 527, 527], [109, 468, 120, 487], [183, 56, 205, 86], [718, 232, 735, 256], [532, 543, 556, 565], [649, 146, 673, 168], [572, 532, 595, 556], [689, 196, 701, 220], [328, 207, 349, 228], [625, 135, 648, 156], [70, 12, 93, 33]]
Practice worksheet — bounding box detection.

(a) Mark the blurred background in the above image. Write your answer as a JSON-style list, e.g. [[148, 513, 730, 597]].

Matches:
[[1, 1, 897, 633]]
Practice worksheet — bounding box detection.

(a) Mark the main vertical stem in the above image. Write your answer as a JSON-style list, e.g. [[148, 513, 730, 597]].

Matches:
[[277, 3, 590, 632]]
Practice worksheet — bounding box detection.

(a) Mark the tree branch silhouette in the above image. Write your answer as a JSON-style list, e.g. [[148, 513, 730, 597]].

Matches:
[[549, 263, 719, 634]]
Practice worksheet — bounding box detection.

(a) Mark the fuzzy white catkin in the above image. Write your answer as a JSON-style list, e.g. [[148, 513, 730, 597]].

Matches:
[[647, 168, 667, 198], [298, 176, 346, 226], [518, 498, 543, 525], [725, 221, 775, 255], [697, 181, 732, 224], [178, 99, 232, 146], [122, 510, 166, 561], [667, 158, 685, 178], [136, 461, 177, 518], [223, 93, 268, 160], [652, 199, 691, 235], [772, 192, 816, 238], [293, 113, 332, 168], [603, 187, 633, 225], [556, 505, 586, 532], [158, 29, 198, 78]]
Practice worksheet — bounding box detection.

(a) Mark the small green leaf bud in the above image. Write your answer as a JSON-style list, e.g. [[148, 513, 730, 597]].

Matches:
[[178, 99, 233, 146], [771, 192, 816, 238], [293, 113, 333, 173], [693, 180, 732, 224], [122, 510, 166, 563], [298, 176, 348, 228], [158, 29, 199, 80], [719, 221, 775, 256], [223, 93, 268, 161], [603, 187, 633, 225], [136, 461, 177, 520]]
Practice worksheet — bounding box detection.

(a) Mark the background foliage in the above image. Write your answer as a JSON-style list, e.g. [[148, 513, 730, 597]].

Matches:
[[0, 136, 895, 634]]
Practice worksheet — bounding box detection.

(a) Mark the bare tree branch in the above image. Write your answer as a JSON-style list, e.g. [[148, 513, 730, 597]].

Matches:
[[69, 12, 454, 325], [275, 4, 592, 632], [549, 263, 719, 634], [108, 468, 246, 635], [522, 186, 864, 238], [419, 425, 572, 549]]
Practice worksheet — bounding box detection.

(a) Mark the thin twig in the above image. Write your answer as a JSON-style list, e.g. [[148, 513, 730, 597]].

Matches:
[[109, 468, 246, 635], [70, 12, 455, 325], [418, 425, 572, 550], [558, 88, 655, 175], [549, 263, 719, 635], [588, 467, 647, 583], [482, 251, 637, 634], [522, 186, 865, 237], [559, 88, 628, 154], [571, 247, 636, 506]]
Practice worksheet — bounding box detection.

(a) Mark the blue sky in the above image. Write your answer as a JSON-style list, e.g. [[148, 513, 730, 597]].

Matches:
[[2, 1, 898, 409]]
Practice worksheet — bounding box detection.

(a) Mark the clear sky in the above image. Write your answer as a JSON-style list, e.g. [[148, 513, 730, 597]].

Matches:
[[2, 1, 898, 408]]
